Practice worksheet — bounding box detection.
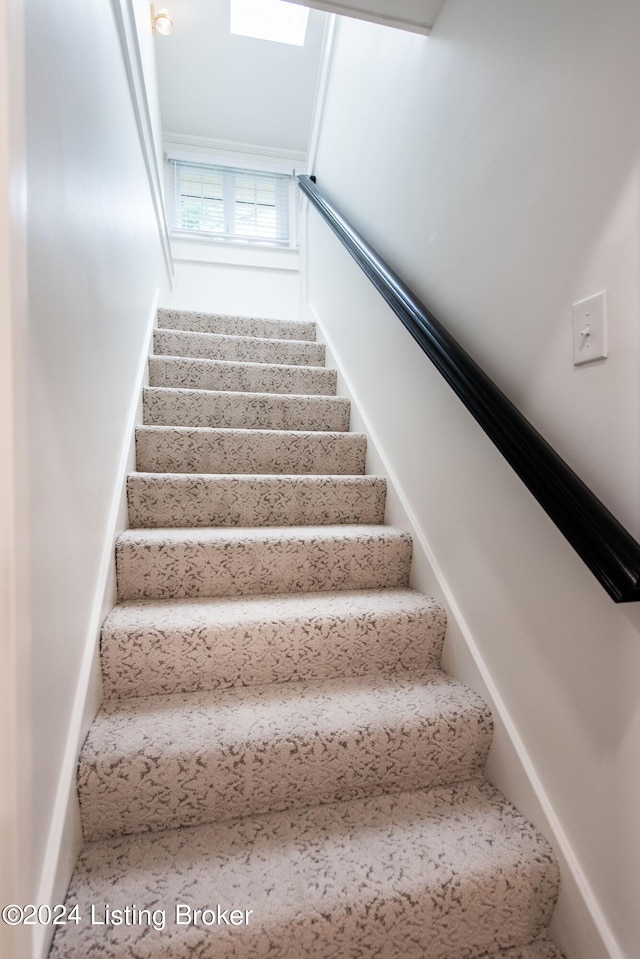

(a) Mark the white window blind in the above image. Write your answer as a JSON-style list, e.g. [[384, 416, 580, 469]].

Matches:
[[166, 159, 295, 246]]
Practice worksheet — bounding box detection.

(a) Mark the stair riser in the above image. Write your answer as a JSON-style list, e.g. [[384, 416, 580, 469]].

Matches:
[[135, 428, 367, 475], [157, 309, 316, 341], [78, 699, 492, 840], [102, 599, 446, 698], [148, 356, 337, 395], [127, 474, 386, 528], [142, 388, 350, 432], [154, 330, 325, 367], [116, 532, 412, 600]]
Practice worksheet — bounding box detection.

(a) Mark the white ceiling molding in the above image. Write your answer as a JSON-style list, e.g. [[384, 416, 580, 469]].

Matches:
[[163, 132, 307, 174], [285, 0, 446, 35]]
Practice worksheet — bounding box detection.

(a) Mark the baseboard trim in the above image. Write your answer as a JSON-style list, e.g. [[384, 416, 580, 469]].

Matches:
[[33, 289, 159, 959], [310, 301, 618, 959]]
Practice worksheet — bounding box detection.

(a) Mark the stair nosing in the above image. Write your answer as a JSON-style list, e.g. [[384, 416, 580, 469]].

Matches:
[[128, 470, 385, 481], [117, 523, 410, 542], [86, 668, 488, 733], [142, 385, 349, 403], [135, 424, 366, 438], [154, 328, 324, 349], [149, 353, 337, 374], [157, 309, 317, 339], [103, 586, 443, 619]]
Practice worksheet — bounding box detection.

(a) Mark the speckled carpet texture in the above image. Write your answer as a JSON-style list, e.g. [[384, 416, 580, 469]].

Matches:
[[50, 308, 564, 958]]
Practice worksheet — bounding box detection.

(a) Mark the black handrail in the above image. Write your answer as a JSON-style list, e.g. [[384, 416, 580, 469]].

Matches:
[[298, 174, 640, 603]]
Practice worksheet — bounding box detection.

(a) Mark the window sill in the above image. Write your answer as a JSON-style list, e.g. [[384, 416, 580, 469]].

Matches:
[[170, 235, 300, 272]]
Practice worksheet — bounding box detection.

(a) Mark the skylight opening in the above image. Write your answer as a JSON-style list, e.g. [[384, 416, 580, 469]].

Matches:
[[230, 0, 310, 47]]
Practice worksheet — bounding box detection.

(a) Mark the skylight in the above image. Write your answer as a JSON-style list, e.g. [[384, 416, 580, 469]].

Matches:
[[230, 0, 310, 46]]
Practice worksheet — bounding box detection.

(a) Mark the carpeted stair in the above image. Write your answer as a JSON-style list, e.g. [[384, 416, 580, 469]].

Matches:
[[50, 307, 563, 958]]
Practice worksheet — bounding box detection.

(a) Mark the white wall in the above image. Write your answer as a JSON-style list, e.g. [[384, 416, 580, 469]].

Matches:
[[0, 1, 31, 957], [305, 5, 640, 958], [165, 238, 300, 318], [155, 0, 326, 152], [18, 0, 167, 954]]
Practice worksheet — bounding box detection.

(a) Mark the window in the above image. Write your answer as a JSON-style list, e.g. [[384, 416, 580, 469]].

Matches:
[[166, 160, 295, 247], [230, 0, 310, 46]]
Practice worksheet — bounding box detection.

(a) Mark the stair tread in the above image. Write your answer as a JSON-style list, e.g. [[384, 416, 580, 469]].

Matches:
[[116, 524, 412, 601], [135, 426, 368, 477], [127, 471, 386, 529], [101, 588, 446, 698], [142, 386, 350, 431], [84, 669, 490, 755], [51, 780, 559, 959], [79, 671, 492, 839], [153, 329, 325, 367], [157, 308, 316, 341], [104, 586, 442, 635], [149, 354, 338, 395]]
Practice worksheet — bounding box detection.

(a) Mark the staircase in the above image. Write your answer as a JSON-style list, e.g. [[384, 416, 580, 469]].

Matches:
[[50, 308, 563, 959]]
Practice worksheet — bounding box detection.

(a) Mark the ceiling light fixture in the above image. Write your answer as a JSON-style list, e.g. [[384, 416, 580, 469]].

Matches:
[[151, 4, 173, 36]]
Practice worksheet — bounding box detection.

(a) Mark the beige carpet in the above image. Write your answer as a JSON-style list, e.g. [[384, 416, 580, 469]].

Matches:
[[50, 308, 564, 958]]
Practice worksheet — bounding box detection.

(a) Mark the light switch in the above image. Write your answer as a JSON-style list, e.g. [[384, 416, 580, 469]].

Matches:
[[572, 291, 607, 366]]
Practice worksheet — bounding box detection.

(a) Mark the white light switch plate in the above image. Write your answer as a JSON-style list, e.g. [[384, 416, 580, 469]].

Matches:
[[572, 291, 607, 366]]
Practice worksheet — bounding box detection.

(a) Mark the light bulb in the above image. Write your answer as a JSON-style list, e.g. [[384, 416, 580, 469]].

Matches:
[[151, 5, 173, 35]]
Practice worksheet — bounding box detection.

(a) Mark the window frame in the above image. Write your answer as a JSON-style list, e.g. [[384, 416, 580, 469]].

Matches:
[[166, 158, 297, 248]]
